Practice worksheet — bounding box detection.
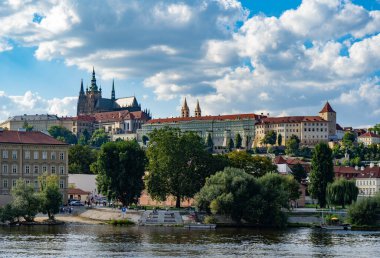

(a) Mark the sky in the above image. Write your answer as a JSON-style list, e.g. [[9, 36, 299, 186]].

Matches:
[[0, 0, 380, 128]]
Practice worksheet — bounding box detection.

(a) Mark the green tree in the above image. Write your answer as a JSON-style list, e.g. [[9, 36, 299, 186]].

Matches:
[[90, 129, 110, 147], [78, 129, 91, 145], [263, 130, 277, 145], [277, 133, 283, 146], [327, 178, 358, 209], [342, 132, 356, 147], [142, 135, 149, 145], [68, 145, 97, 174], [0, 204, 20, 224], [256, 173, 299, 226], [227, 151, 277, 177], [290, 163, 307, 183], [22, 121, 34, 132], [285, 135, 300, 156], [348, 196, 380, 226], [38, 174, 63, 220], [195, 169, 297, 227], [11, 179, 41, 222], [146, 128, 216, 208], [195, 167, 261, 223], [227, 138, 234, 151], [308, 142, 334, 208], [95, 140, 147, 206], [369, 124, 380, 134], [48, 125, 77, 144], [205, 133, 214, 153], [235, 133, 242, 149]]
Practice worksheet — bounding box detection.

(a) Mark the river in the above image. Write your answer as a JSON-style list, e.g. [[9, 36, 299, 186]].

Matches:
[[0, 225, 379, 257]]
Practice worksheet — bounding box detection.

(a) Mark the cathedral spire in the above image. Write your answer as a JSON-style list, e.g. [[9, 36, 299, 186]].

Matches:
[[195, 99, 201, 117], [181, 97, 189, 118], [111, 79, 115, 100], [90, 67, 98, 92], [79, 79, 84, 95]]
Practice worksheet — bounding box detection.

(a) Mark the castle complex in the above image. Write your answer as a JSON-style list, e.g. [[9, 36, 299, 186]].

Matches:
[[77, 68, 142, 115], [138, 100, 338, 151]]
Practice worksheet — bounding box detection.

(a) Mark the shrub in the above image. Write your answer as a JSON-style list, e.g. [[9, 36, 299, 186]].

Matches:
[[348, 198, 379, 226], [203, 215, 217, 224]]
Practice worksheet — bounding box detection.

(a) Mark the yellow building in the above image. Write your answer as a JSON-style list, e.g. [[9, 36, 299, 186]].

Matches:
[[0, 130, 69, 206], [358, 132, 380, 146], [254, 102, 336, 147]]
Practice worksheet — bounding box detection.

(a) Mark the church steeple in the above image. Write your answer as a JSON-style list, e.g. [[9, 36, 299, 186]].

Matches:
[[181, 98, 190, 118], [79, 79, 84, 95], [195, 99, 201, 117], [111, 79, 115, 100], [90, 67, 98, 92]]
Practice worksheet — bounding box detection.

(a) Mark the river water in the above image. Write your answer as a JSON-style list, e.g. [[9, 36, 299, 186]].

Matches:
[[0, 225, 379, 257]]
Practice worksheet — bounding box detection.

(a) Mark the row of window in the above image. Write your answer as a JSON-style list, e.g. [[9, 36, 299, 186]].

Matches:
[[1, 150, 65, 160], [257, 123, 327, 129], [357, 180, 378, 186], [1, 164, 65, 175], [1, 179, 65, 189]]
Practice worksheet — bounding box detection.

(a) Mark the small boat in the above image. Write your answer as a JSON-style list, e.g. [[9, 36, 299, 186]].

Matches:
[[184, 223, 216, 229], [320, 224, 351, 230]]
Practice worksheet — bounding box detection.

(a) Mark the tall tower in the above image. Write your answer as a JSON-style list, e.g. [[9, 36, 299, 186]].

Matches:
[[111, 79, 115, 101], [90, 67, 99, 92], [319, 101, 336, 137], [194, 99, 201, 117], [77, 79, 86, 115], [181, 98, 190, 118]]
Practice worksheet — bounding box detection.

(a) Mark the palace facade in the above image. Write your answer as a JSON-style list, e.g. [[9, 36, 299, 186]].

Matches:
[[137, 99, 265, 152], [254, 102, 337, 147], [0, 130, 69, 205]]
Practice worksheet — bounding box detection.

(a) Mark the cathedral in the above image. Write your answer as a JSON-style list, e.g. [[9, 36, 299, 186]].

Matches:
[[77, 68, 148, 116]]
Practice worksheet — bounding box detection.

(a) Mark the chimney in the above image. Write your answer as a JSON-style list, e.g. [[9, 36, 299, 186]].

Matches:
[[355, 166, 359, 170], [370, 163, 374, 168], [361, 166, 364, 171]]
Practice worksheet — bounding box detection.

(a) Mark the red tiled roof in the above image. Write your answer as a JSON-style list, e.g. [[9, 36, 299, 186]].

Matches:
[[273, 156, 287, 164], [60, 115, 96, 122], [334, 166, 358, 174], [356, 167, 380, 178], [319, 102, 336, 113], [258, 116, 326, 124], [67, 188, 91, 195], [0, 131, 67, 145], [94, 110, 149, 122], [147, 113, 263, 124], [358, 132, 380, 138]]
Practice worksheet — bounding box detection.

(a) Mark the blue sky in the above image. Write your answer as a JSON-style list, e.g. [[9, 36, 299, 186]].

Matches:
[[0, 0, 379, 127]]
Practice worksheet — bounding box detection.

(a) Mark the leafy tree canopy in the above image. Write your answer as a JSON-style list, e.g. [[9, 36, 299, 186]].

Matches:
[[285, 135, 300, 156], [227, 151, 277, 177], [262, 130, 277, 145], [95, 140, 147, 206], [145, 127, 219, 208], [327, 178, 358, 209], [69, 145, 97, 174], [309, 142, 334, 208], [89, 129, 110, 148], [48, 125, 77, 144], [38, 174, 63, 220]]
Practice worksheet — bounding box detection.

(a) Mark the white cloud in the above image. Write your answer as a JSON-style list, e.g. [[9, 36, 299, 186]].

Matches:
[[0, 0, 380, 127], [0, 91, 77, 121]]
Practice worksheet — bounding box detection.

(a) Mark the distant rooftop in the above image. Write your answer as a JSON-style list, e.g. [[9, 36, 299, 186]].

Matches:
[[0, 130, 67, 145]]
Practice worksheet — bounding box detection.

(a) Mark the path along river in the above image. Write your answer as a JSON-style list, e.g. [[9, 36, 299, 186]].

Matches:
[[0, 225, 379, 257]]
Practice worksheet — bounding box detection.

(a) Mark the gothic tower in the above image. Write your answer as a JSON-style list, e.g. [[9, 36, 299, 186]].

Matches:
[[111, 79, 115, 101], [319, 101, 336, 137], [181, 98, 190, 118], [77, 79, 86, 115], [194, 99, 201, 117]]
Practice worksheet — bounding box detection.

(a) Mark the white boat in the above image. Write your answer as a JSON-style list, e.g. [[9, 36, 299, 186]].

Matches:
[[320, 224, 351, 230], [184, 224, 216, 229]]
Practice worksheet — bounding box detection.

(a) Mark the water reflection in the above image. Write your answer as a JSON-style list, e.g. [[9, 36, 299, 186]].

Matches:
[[0, 225, 379, 257]]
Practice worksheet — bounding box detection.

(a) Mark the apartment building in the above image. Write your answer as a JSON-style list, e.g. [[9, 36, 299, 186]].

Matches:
[[0, 130, 69, 206]]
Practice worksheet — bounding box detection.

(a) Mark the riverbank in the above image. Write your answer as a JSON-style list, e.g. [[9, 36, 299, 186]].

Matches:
[[34, 207, 142, 225]]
